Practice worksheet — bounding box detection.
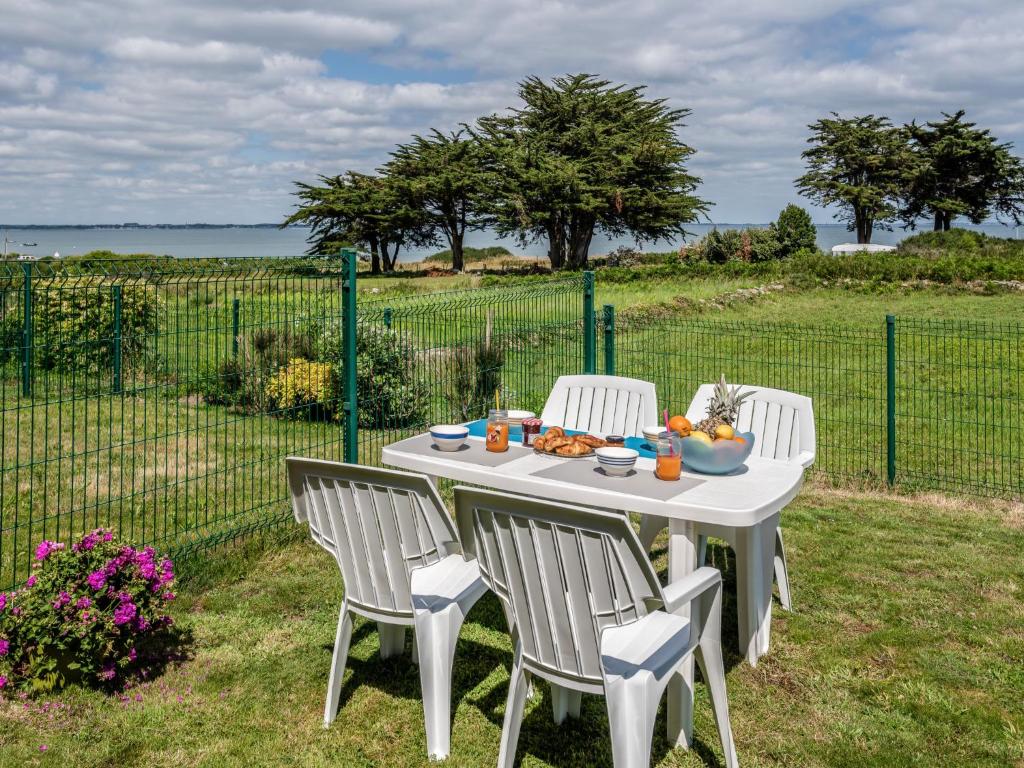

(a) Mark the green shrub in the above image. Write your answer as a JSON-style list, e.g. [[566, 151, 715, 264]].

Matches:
[[200, 358, 245, 406], [315, 324, 427, 428], [774, 204, 817, 257], [423, 246, 513, 264], [452, 335, 505, 421], [33, 280, 160, 372], [265, 357, 340, 421], [0, 312, 21, 366], [687, 227, 782, 263]]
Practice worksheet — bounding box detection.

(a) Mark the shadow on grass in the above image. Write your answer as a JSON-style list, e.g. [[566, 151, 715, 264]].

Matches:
[[326, 590, 731, 768]]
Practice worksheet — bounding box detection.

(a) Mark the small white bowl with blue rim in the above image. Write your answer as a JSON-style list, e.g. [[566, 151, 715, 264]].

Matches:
[[429, 424, 469, 452], [595, 446, 639, 477]]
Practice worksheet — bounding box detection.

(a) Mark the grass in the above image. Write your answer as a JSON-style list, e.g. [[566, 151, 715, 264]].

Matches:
[[1, 483, 1021, 766]]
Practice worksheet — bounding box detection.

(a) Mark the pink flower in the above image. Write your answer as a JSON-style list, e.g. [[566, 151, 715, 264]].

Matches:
[[102, 531, 113, 542], [0, 593, 6, 612], [52, 591, 71, 610], [39, 744, 47, 752], [0, 638, 8, 656], [25, 575, 36, 588], [87, 571, 106, 591], [128, 647, 138, 662], [0, 676, 6, 688], [75, 596, 91, 610], [113, 601, 137, 626], [99, 663, 116, 681], [35, 540, 63, 561]]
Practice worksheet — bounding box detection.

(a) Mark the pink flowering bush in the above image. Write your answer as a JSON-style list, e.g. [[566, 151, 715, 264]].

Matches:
[[0, 529, 176, 694]]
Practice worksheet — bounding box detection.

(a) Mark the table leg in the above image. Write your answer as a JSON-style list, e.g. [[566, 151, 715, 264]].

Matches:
[[734, 513, 779, 666], [666, 517, 698, 749]]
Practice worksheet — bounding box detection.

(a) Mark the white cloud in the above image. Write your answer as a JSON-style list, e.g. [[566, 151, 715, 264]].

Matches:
[[0, 0, 1022, 223]]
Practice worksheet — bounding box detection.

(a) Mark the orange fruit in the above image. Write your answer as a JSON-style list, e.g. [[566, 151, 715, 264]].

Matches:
[[668, 415, 692, 436], [733, 435, 746, 444]]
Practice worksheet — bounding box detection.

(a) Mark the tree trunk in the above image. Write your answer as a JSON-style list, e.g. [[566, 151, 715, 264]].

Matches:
[[933, 211, 943, 232], [567, 216, 595, 269], [380, 240, 399, 272], [855, 211, 870, 244], [546, 219, 565, 270], [942, 212, 952, 231], [369, 236, 381, 275], [450, 229, 464, 273]]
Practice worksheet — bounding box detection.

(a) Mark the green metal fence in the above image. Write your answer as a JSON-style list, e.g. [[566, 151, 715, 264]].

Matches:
[[1, 257, 1020, 591], [1, 256, 347, 590], [603, 313, 1022, 496]]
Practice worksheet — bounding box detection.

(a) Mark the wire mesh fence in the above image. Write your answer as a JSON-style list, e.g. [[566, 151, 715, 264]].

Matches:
[[1, 257, 1020, 591], [1, 257, 345, 590], [607, 314, 1022, 496]]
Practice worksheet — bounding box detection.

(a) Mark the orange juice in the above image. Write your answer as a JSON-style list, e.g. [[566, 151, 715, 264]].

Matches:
[[486, 409, 509, 452], [655, 452, 682, 481]]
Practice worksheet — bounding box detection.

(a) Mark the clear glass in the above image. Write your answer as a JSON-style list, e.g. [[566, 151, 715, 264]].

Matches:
[[486, 408, 509, 452], [655, 433, 682, 481]]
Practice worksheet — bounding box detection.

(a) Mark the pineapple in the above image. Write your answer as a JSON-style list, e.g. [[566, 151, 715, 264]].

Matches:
[[695, 374, 755, 437]]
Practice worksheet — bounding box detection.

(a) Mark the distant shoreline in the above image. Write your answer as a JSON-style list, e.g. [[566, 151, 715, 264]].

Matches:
[[0, 223, 301, 230]]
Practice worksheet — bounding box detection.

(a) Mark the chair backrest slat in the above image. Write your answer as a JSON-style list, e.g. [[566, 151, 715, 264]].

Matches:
[[456, 487, 662, 684], [288, 459, 460, 617], [541, 375, 658, 438], [685, 384, 816, 466]]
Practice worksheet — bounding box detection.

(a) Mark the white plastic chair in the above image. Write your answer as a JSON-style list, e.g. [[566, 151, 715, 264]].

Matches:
[[541, 374, 658, 437], [454, 486, 738, 768], [639, 385, 814, 612], [287, 458, 487, 760], [688, 384, 813, 611]]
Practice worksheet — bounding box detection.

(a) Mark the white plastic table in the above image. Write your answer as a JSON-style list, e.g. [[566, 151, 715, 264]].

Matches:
[[382, 432, 803, 749]]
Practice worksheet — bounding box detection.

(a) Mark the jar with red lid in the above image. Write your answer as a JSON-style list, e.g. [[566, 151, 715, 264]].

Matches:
[[521, 418, 543, 446]]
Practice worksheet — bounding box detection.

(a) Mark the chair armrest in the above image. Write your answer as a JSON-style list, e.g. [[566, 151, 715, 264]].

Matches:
[[796, 450, 815, 469], [662, 566, 721, 614]]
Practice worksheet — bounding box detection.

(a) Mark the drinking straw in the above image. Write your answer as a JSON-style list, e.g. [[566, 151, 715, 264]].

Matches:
[[662, 409, 674, 455], [495, 389, 500, 412]]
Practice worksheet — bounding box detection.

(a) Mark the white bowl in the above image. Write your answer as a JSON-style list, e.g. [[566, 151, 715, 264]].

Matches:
[[642, 425, 667, 444], [429, 424, 469, 452], [595, 446, 639, 477]]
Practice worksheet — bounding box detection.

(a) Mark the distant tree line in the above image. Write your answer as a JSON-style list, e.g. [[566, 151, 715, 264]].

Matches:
[[283, 74, 708, 272], [797, 110, 1024, 243]]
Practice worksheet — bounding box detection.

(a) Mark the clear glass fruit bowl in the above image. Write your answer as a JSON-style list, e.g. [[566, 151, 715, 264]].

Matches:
[[680, 431, 756, 475]]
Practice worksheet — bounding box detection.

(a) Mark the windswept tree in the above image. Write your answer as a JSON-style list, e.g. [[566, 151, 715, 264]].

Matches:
[[473, 74, 708, 270], [283, 171, 433, 273], [796, 114, 909, 244], [384, 129, 489, 272], [901, 110, 1024, 231]]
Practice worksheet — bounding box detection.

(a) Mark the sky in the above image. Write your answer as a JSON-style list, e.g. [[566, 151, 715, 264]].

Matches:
[[1, 0, 1023, 225]]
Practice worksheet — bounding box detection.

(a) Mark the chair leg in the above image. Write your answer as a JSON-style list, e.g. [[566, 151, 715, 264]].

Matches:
[[638, 514, 668, 551], [324, 600, 353, 728], [774, 526, 793, 611], [605, 670, 666, 768], [696, 640, 738, 768], [415, 603, 472, 761], [379, 623, 405, 660], [550, 684, 583, 724], [498, 646, 530, 768]]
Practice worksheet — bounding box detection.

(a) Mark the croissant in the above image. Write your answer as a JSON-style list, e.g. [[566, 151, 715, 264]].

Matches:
[[545, 426, 565, 439], [575, 435, 606, 448], [543, 436, 574, 453], [556, 441, 592, 457]]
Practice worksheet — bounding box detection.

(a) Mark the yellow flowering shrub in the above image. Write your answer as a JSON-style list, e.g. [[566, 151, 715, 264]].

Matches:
[[265, 358, 339, 420]]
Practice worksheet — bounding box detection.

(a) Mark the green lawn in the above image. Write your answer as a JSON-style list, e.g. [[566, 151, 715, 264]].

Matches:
[[2, 483, 1021, 767]]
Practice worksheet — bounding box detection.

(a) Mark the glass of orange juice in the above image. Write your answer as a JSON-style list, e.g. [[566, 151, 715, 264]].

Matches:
[[655, 433, 682, 481], [486, 409, 509, 452]]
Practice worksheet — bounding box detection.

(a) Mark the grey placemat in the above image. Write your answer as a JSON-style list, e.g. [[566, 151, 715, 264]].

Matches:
[[389, 433, 533, 467], [530, 460, 705, 500]]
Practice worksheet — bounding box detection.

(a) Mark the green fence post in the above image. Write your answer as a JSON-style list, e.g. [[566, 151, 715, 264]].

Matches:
[[21, 262, 31, 398], [583, 271, 595, 374], [231, 297, 240, 357], [886, 314, 896, 486], [341, 248, 359, 464], [112, 284, 122, 394], [603, 304, 615, 375], [383, 307, 392, 329]]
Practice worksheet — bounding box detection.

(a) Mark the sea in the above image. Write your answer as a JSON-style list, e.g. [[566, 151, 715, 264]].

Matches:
[[2, 223, 1020, 262]]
